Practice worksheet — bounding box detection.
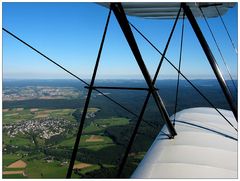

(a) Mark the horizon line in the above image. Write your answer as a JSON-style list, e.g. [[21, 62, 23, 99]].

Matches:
[[3, 78, 238, 81]]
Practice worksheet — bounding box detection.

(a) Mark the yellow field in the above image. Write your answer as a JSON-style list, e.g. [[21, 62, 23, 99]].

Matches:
[[7, 160, 27, 168], [3, 170, 24, 175], [34, 114, 49, 118], [16, 108, 24, 111], [85, 135, 104, 142], [73, 163, 92, 169], [87, 108, 100, 113]]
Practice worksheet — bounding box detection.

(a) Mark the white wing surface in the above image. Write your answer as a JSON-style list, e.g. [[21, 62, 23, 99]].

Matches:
[[131, 107, 237, 178], [99, 3, 235, 19]]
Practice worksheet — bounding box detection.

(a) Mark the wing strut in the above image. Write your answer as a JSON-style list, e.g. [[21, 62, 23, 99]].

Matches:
[[111, 2, 180, 177], [111, 3, 177, 138], [215, 5, 238, 55], [199, 6, 237, 94], [129, 21, 237, 131], [66, 7, 112, 178], [182, 3, 238, 121]]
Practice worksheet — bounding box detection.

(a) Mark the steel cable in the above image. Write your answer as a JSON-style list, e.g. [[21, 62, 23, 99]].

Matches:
[[215, 5, 238, 55], [2, 27, 159, 131], [173, 13, 185, 125], [129, 22, 238, 132], [199, 7, 237, 95]]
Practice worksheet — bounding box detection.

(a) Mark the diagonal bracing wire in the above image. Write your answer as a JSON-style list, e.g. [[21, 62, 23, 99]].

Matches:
[[215, 5, 238, 55], [2, 28, 160, 131], [3, 22, 236, 135], [3, 17, 169, 179], [111, 2, 177, 137], [67, 8, 112, 178], [4, 21, 236, 133], [129, 22, 238, 132], [173, 12, 185, 126], [199, 7, 237, 94], [3, 6, 238, 179], [116, 5, 182, 177]]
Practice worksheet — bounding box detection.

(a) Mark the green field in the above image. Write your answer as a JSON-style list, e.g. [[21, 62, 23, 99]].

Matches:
[[83, 117, 129, 134], [3, 174, 27, 178], [2, 154, 22, 167], [3, 109, 134, 178], [3, 107, 101, 124], [3, 108, 77, 124], [58, 135, 114, 151], [25, 160, 69, 178]]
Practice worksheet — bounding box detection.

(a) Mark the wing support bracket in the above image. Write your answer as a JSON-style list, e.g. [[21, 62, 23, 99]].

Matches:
[[111, 2, 179, 177], [182, 3, 238, 121], [66, 8, 112, 178], [111, 3, 177, 138]]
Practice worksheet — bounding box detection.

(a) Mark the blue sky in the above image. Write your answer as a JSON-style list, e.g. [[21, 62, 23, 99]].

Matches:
[[2, 2, 238, 80]]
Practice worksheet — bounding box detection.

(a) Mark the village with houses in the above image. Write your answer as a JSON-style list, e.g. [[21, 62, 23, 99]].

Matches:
[[2, 81, 140, 178], [3, 117, 72, 139], [3, 86, 81, 101]]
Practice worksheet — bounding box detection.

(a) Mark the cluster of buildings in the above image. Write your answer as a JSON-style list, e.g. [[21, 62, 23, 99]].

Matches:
[[3, 118, 73, 139], [3, 86, 80, 101]]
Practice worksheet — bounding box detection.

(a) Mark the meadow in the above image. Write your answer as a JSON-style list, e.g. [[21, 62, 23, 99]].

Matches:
[[3, 106, 136, 178], [3, 79, 235, 178]]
